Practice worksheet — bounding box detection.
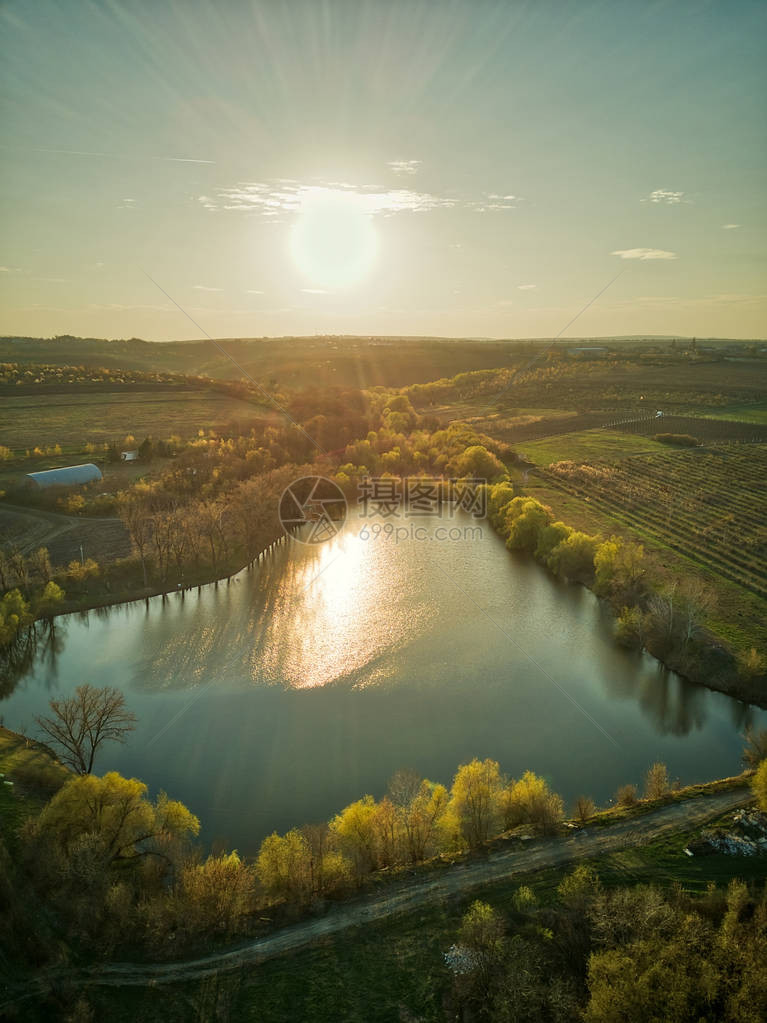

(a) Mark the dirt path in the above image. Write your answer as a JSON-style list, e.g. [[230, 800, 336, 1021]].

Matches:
[[72, 787, 749, 988]]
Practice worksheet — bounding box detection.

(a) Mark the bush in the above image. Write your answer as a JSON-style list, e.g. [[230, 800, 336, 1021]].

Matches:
[[644, 762, 670, 800], [574, 795, 596, 822], [653, 433, 699, 447], [615, 784, 638, 807]]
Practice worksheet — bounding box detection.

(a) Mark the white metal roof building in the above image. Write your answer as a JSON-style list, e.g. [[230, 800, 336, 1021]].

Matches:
[[25, 463, 103, 488]]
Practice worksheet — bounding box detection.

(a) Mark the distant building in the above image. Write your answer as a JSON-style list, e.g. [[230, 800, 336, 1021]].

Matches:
[[567, 346, 608, 358], [25, 463, 103, 488], [121, 450, 139, 462]]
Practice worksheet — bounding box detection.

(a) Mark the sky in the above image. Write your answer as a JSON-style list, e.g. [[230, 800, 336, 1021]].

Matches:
[[1, 0, 765, 341]]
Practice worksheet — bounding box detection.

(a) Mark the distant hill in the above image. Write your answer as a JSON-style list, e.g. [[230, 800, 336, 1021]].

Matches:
[[0, 334, 761, 392]]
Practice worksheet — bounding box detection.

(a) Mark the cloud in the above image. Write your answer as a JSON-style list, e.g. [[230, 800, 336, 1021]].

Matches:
[[199, 179, 519, 219], [245, 289, 264, 294], [388, 159, 421, 176], [192, 284, 222, 292], [517, 283, 537, 290], [0, 266, 21, 273], [612, 248, 678, 261], [641, 189, 688, 205], [301, 288, 329, 294], [722, 223, 741, 230], [31, 276, 69, 283]]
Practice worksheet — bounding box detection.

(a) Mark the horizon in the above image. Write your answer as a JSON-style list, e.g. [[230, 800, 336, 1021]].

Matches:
[[2, 0, 766, 340]]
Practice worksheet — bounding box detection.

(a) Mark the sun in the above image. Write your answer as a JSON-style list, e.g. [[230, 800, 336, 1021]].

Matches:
[[289, 188, 378, 290]]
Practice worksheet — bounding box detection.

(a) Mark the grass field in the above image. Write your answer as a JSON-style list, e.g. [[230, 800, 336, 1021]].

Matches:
[[0, 727, 69, 845], [703, 402, 767, 424], [515, 428, 664, 466], [0, 389, 268, 457]]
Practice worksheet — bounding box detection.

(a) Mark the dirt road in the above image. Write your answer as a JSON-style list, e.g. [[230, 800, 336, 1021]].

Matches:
[[79, 787, 749, 988]]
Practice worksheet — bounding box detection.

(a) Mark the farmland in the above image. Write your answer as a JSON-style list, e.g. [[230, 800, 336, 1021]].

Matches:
[[541, 446, 767, 601], [0, 389, 271, 459]]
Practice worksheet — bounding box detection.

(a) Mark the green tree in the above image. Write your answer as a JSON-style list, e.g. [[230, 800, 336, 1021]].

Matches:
[[329, 795, 380, 878], [0, 589, 33, 645], [547, 530, 599, 581], [449, 758, 504, 848], [35, 771, 199, 868], [256, 829, 312, 901], [34, 580, 65, 618], [753, 759, 767, 810], [504, 771, 563, 832], [451, 444, 507, 482]]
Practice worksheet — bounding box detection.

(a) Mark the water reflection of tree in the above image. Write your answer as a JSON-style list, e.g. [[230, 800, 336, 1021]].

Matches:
[[636, 666, 708, 737], [0, 620, 65, 699], [602, 650, 765, 737]]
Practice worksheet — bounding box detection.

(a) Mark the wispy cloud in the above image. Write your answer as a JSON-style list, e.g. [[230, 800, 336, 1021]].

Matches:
[[517, 283, 537, 290], [641, 189, 688, 205], [31, 276, 69, 283], [388, 159, 421, 176], [0, 266, 21, 273], [612, 248, 678, 261], [192, 284, 222, 292], [722, 223, 741, 230], [245, 289, 265, 294], [12, 146, 215, 165], [199, 179, 519, 219], [301, 288, 329, 294]]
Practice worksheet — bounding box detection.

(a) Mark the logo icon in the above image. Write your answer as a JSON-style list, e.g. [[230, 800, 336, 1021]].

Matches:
[[279, 476, 348, 544]]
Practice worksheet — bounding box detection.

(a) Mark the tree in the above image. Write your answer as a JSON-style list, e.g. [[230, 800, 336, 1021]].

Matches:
[[35, 771, 199, 868], [450, 444, 506, 482], [503, 498, 553, 552], [742, 727, 767, 768], [176, 851, 254, 939], [35, 684, 137, 774], [753, 760, 767, 811], [329, 795, 380, 878], [34, 580, 65, 618], [28, 547, 52, 585], [504, 771, 563, 832], [644, 762, 669, 800], [449, 758, 504, 848], [255, 829, 311, 901], [547, 530, 599, 582], [594, 536, 645, 598], [0, 589, 33, 646]]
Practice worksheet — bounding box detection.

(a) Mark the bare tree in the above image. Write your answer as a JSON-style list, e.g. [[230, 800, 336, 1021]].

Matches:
[[742, 727, 767, 769], [35, 684, 137, 774]]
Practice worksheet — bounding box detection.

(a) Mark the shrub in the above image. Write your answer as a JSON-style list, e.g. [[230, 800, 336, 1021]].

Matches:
[[615, 784, 638, 807], [653, 433, 699, 447], [574, 795, 596, 822], [644, 762, 670, 800]]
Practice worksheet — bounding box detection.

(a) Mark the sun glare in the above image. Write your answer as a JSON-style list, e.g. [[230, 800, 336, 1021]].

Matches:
[[289, 188, 378, 290]]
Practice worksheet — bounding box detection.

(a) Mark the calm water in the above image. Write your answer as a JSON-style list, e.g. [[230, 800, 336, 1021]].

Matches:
[[2, 510, 764, 853]]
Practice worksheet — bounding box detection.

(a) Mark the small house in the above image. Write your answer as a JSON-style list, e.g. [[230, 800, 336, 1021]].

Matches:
[[121, 450, 139, 462]]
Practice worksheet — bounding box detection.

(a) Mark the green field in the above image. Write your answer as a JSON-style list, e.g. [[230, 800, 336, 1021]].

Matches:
[[703, 402, 767, 424], [516, 428, 663, 466]]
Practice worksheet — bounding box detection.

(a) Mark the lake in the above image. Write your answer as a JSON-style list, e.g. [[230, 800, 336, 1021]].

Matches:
[[2, 509, 763, 853]]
